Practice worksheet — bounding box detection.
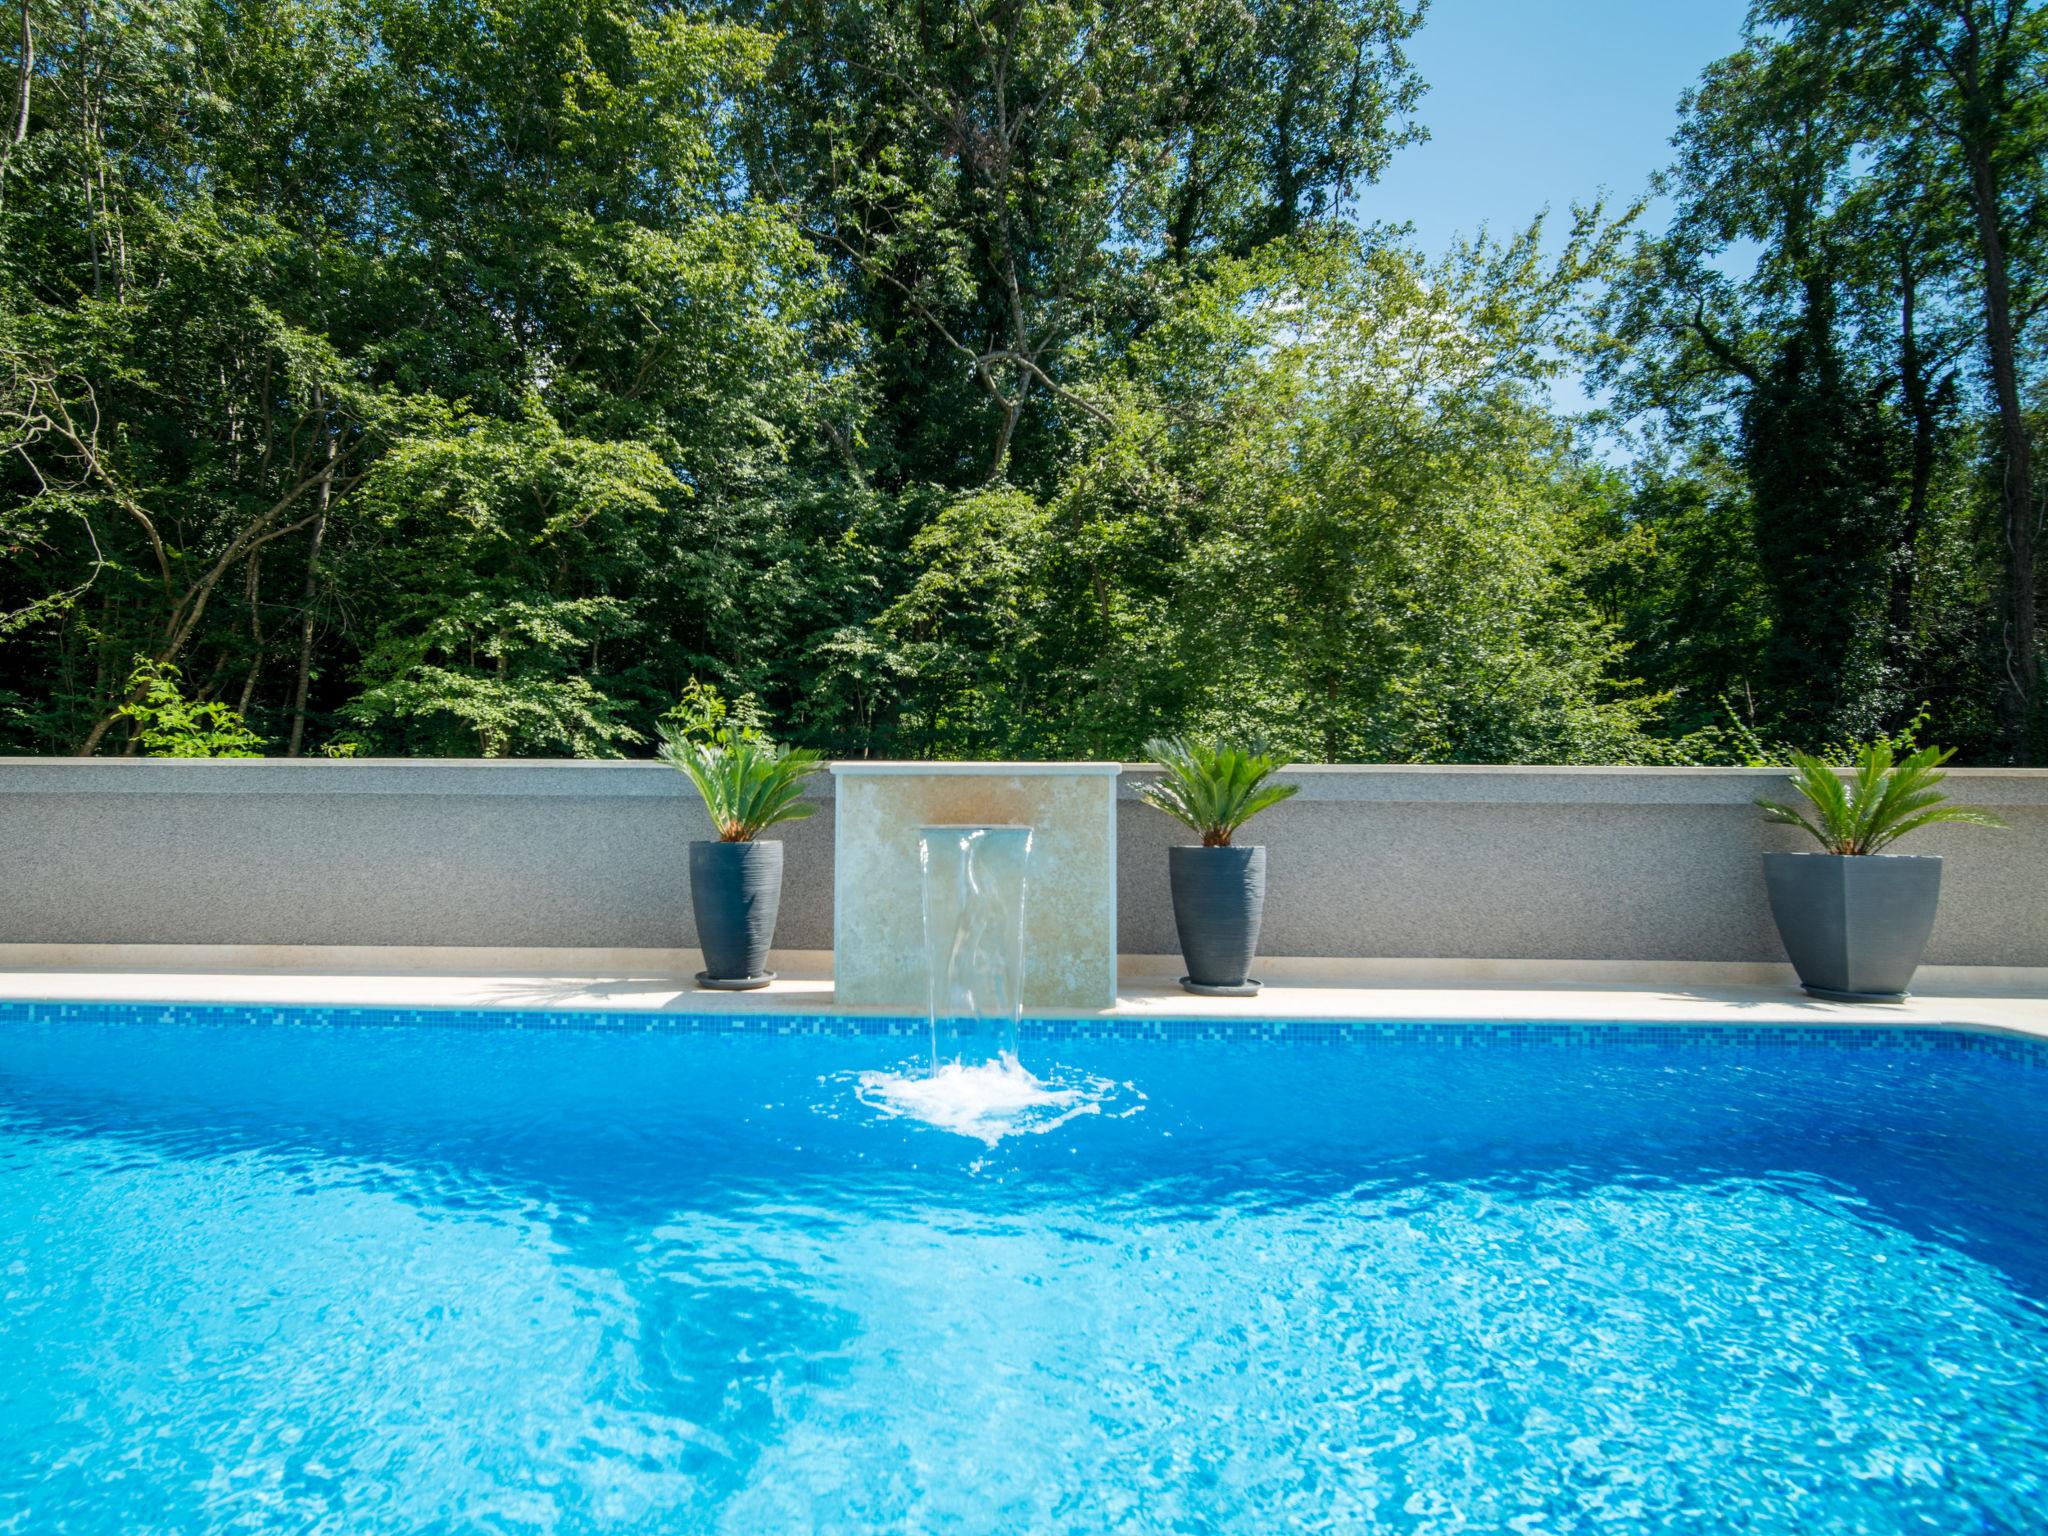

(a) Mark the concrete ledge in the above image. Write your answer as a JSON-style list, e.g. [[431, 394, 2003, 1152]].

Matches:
[[0, 943, 831, 974], [11, 945, 2039, 995], [1121, 763, 2048, 806], [833, 761, 1121, 777], [1118, 953, 1793, 986], [2, 946, 2043, 1038], [1117, 953, 2047, 990], [0, 757, 708, 797]]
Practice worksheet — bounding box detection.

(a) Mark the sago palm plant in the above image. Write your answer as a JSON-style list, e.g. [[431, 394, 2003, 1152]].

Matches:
[[1138, 737, 1299, 846], [1758, 742, 2003, 855], [658, 727, 824, 842]]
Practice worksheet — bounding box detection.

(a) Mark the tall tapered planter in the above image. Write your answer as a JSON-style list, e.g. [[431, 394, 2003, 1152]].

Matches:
[[690, 839, 783, 988], [1169, 844, 1266, 995], [1763, 851, 1942, 1003]]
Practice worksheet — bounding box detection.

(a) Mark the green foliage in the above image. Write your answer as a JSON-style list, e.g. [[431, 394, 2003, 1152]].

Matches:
[[1758, 742, 2004, 855], [742, 0, 1428, 482], [0, 0, 850, 758], [116, 660, 266, 758], [1593, 0, 2042, 760], [1137, 737, 1300, 847], [876, 229, 1689, 764], [1721, 699, 1936, 770], [342, 663, 640, 759], [0, 0, 2037, 767], [659, 679, 771, 746], [657, 728, 824, 842]]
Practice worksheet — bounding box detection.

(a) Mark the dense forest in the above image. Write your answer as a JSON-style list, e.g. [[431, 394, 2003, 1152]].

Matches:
[[0, 0, 2042, 762]]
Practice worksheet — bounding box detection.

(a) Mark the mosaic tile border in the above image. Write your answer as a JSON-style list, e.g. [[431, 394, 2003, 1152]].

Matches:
[[3, 997, 2045, 1069]]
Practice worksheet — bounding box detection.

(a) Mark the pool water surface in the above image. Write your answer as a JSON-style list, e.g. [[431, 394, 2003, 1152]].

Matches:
[[2, 1004, 2046, 1534]]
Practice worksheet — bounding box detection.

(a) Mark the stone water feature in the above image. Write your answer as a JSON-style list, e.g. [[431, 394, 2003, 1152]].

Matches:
[[828, 762, 1120, 1010], [853, 814, 1121, 1143]]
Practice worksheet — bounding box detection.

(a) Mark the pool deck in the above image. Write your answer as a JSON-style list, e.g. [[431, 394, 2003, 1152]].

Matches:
[[3, 947, 2046, 1042]]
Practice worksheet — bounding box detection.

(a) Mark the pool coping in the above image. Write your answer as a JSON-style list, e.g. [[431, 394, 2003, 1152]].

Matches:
[[3, 946, 2045, 1046], [8, 996, 2047, 1066]]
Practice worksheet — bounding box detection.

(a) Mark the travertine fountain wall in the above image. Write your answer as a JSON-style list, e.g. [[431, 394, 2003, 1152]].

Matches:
[[830, 762, 1121, 1010]]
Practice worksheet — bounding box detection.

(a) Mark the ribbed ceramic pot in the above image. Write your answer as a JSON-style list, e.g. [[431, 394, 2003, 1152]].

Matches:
[[1762, 851, 1942, 1002], [690, 839, 784, 982], [1168, 844, 1267, 989]]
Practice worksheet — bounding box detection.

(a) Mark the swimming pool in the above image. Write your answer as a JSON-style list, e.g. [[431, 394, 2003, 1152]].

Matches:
[[4, 1002, 2046, 1534]]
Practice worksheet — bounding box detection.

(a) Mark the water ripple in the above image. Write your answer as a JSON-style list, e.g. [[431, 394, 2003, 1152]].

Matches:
[[1, 1017, 2045, 1533]]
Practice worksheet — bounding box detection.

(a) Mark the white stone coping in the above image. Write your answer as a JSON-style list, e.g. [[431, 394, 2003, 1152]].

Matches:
[[0, 758, 702, 797], [1117, 762, 2048, 806], [2, 947, 2044, 1041], [7, 757, 2043, 806], [830, 761, 1123, 776]]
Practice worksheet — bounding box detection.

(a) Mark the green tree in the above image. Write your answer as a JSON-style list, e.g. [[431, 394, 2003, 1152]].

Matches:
[[0, 0, 863, 756], [880, 227, 1690, 764], [738, 0, 1426, 485], [116, 658, 265, 756], [1597, 11, 2024, 754], [1768, 0, 2047, 751], [2, 0, 2030, 770]]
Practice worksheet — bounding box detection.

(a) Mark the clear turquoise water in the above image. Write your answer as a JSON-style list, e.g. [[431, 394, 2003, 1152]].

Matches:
[[3, 1007, 2046, 1535]]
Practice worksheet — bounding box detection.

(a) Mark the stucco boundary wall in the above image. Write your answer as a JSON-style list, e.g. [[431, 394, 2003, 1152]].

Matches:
[[3, 760, 2045, 969], [1116, 765, 2048, 969]]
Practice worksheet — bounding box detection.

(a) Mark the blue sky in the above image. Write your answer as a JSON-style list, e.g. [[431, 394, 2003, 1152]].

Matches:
[[1364, 0, 1753, 254]]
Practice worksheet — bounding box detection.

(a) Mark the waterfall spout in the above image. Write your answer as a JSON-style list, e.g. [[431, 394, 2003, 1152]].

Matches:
[[852, 821, 1136, 1145], [856, 822, 1086, 1144], [919, 824, 1033, 1070]]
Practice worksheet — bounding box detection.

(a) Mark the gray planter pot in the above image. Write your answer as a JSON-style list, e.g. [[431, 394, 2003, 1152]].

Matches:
[[1762, 851, 1942, 1002], [689, 839, 783, 985], [1169, 844, 1267, 992]]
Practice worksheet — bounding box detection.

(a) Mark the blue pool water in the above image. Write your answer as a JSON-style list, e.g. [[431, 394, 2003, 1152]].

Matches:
[[3, 1006, 2048, 1534]]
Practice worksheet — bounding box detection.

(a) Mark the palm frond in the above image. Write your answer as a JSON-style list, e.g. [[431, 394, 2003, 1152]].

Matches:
[[1759, 741, 2002, 855], [1757, 798, 1831, 848], [1865, 804, 2005, 854], [659, 726, 823, 841], [1137, 735, 1299, 846]]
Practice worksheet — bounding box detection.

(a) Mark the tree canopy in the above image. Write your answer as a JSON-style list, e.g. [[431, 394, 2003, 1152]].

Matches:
[[1, 0, 2043, 762]]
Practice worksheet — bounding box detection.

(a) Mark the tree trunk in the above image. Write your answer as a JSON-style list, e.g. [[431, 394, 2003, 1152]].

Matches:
[[1885, 250, 1936, 677], [237, 552, 264, 714], [986, 386, 1024, 483], [286, 398, 335, 755], [9, 0, 29, 146], [1964, 139, 2038, 756]]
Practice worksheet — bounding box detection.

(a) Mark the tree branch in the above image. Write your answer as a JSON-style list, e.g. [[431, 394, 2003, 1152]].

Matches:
[[1686, 299, 1762, 385]]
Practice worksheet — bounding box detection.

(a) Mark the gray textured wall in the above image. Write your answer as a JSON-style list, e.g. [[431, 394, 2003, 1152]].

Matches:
[[1117, 767, 2048, 966], [4, 759, 2044, 964], [0, 760, 835, 949]]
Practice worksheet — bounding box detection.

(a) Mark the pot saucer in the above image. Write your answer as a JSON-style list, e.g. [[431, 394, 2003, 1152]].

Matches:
[[1179, 977, 1261, 997], [1801, 984, 1907, 1004], [695, 971, 776, 991]]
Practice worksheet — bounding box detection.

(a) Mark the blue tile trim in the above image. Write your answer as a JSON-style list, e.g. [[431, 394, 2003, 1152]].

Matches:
[[1, 998, 2044, 1068]]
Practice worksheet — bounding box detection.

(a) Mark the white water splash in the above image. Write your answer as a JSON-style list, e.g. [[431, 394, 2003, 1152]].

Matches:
[[855, 1055, 1098, 1146], [846, 824, 1141, 1146]]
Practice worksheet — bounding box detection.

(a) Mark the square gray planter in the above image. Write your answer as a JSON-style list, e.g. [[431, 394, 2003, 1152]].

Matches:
[[1762, 852, 1942, 1002]]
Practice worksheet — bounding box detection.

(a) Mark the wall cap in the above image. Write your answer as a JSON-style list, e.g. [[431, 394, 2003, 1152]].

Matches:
[[4, 756, 2044, 807], [830, 760, 1121, 777]]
